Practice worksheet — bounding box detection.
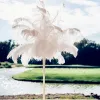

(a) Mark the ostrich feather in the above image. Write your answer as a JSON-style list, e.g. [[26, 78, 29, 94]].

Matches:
[[37, 6, 46, 13], [54, 52, 65, 64], [7, 0, 81, 65], [54, 25, 63, 32], [7, 44, 34, 65], [12, 24, 30, 29], [21, 29, 38, 37]]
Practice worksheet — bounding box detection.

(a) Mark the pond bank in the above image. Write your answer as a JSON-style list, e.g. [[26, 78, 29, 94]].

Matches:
[[0, 93, 99, 99]]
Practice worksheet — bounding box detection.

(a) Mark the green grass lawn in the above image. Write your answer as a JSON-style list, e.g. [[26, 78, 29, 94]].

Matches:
[[13, 68, 100, 83]]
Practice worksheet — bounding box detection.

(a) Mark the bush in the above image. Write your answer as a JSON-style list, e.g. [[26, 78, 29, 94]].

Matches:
[[0, 62, 12, 68]]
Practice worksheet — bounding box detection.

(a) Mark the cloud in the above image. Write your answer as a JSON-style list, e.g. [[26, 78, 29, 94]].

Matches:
[[86, 33, 100, 43], [0, 0, 100, 43], [0, 1, 37, 23], [85, 6, 100, 16], [66, 0, 98, 6], [0, 1, 36, 43]]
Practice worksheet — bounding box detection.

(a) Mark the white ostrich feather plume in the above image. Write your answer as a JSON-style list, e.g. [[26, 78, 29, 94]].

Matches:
[[7, 0, 81, 66]]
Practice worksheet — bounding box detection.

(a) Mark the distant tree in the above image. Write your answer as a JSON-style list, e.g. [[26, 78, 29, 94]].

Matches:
[[1, 38, 100, 66], [50, 58, 58, 65], [0, 40, 15, 62], [75, 38, 100, 66], [62, 52, 76, 65]]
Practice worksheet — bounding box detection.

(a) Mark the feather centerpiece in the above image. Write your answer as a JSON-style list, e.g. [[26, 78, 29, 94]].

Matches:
[[7, 0, 81, 100]]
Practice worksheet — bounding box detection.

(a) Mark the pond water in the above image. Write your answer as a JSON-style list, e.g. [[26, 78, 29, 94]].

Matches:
[[0, 67, 100, 95]]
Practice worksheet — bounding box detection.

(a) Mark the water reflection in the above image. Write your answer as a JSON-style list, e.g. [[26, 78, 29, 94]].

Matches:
[[0, 68, 100, 95]]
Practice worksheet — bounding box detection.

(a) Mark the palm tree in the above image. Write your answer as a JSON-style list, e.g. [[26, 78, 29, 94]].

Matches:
[[7, 0, 80, 100]]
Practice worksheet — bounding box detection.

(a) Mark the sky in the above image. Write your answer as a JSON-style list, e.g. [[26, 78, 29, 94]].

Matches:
[[0, 0, 100, 43]]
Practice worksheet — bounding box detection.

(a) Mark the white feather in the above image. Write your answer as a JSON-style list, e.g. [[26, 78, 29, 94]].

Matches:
[[7, 0, 81, 65]]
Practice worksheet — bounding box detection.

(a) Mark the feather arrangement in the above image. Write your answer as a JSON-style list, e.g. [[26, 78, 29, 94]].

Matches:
[[7, 1, 81, 100], [7, 0, 80, 65]]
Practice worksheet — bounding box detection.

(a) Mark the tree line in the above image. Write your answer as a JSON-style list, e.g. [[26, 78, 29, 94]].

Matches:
[[0, 39, 100, 66]]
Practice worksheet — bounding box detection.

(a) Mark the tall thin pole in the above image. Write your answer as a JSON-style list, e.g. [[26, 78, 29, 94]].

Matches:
[[43, 57, 45, 100]]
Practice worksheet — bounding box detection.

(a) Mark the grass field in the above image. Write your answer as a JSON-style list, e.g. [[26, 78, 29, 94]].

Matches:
[[13, 68, 100, 83]]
